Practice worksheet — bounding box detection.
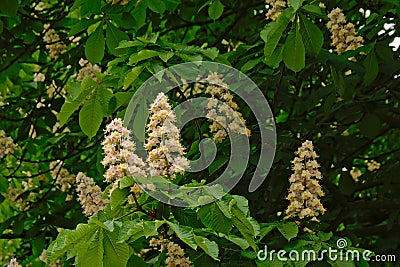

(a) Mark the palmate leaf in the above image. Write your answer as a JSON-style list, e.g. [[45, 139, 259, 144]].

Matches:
[[47, 221, 131, 266], [47, 223, 98, 264]]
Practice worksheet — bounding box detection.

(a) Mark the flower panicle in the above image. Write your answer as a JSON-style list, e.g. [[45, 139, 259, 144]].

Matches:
[[327, 7, 364, 55], [285, 140, 326, 221], [145, 92, 190, 179], [75, 172, 109, 218]]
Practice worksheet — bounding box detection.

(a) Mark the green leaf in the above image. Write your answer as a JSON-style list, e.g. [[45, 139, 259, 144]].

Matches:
[[330, 66, 345, 97], [299, 14, 323, 57], [262, 8, 295, 59], [230, 205, 257, 250], [123, 65, 144, 89], [47, 224, 98, 263], [167, 222, 198, 249], [59, 77, 97, 126], [288, 0, 304, 10], [277, 221, 298, 241], [143, 221, 163, 238], [106, 21, 129, 55], [259, 223, 277, 241], [118, 221, 144, 243], [208, 156, 228, 175], [128, 50, 159, 65], [79, 86, 112, 138], [363, 50, 378, 84], [103, 230, 130, 267], [146, 0, 166, 14], [159, 51, 175, 63], [208, 0, 224, 20], [69, 19, 98, 36], [0, 0, 18, 16], [283, 24, 305, 72], [76, 229, 103, 267], [198, 202, 233, 234], [119, 176, 135, 189], [219, 233, 249, 250], [194, 235, 219, 261], [172, 207, 204, 228], [110, 188, 129, 210], [301, 4, 326, 18], [85, 24, 105, 64]]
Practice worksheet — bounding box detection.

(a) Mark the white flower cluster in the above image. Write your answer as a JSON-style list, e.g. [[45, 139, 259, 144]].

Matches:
[[33, 72, 45, 82], [6, 174, 38, 211], [43, 25, 67, 59], [149, 238, 192, 267], [350, 167, 362, 182], [101, 118, 146, 193], [6, 186, 24, 210], [349, 159, 381, 182], [0, 130, 17, 158], [46, 80, 65, 98], [327, 8, 364, 55], [39, 249, 62, 267], [199, 72, 250, 143], [0, 93, 4, 107], [7, 258, 22, 267], [265, 0, 288, 21], [145, 92, 190, 178], [77, 58, 102, 82], [76, 172, 109, 218], [49, 161, 75, 198], [285, 140, 326, 221], [366, 159, 380, 171]]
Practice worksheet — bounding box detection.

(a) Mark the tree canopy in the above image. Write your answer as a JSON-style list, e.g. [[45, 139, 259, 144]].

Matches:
[[0, 0, 399, 266]]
